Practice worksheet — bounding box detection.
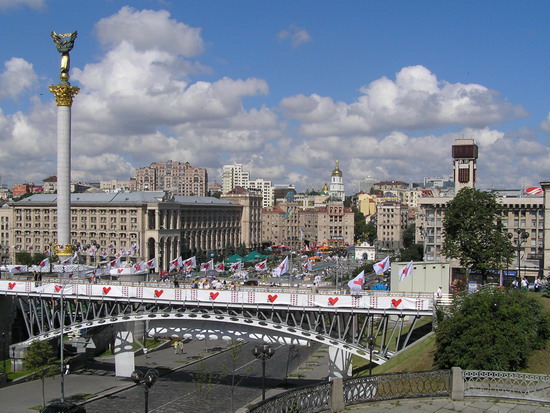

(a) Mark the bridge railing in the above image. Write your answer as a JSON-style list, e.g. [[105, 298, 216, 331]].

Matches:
[[245, 368, 550, 412]]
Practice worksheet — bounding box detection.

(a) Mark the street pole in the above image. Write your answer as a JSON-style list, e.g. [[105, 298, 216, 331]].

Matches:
[[60, 284, 65, 403]]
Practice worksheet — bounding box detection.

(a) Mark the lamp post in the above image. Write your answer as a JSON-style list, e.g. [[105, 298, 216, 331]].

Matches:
[[252, 343, 275, 401], [367, 335, 376, 375], [131, 369, 159, 413], [508, 228, 529, 286], [1, 332, 6, 375]]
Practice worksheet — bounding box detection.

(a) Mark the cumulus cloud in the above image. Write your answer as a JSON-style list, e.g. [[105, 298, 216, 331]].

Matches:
[[281, 65, 527, 136], [0, 58, 38, 100], [0, 0, 44, 11], [95, 6, 204, 56], [278, 24, 312, 48], [541, 112, 550, 134]]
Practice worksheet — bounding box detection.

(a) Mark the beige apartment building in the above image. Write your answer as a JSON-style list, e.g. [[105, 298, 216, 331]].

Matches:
[[4, 192, 251, 270], [135, 161, 208, 197], [221, 187, 263, 250], [376, 202, 411, 254], [262, 201, 354, 249]]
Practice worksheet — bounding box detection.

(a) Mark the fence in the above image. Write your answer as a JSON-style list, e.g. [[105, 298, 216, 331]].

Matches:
[[244, 368, 550, 413]]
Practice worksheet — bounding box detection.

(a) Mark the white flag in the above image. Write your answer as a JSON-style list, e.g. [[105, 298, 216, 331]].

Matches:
[[399, 261, 414, 282], [216, 261, 225, 272], [200, 259, 214, 271], [374, 256, 390, 275], [183, 256, 197, 270], [170, 257, 183, 271], [255, 260, 267, 272], [347, 270, 365, 292], [272, 256, 289, 277], [302, 260, 313, 271], [146, 258, 157, 268], [230, 261, 243, 272]]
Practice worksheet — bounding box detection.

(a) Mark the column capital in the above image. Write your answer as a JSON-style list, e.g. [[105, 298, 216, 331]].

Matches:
[[49, 84, 80, 106]]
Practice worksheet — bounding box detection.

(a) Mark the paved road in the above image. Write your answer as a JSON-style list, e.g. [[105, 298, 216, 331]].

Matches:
[[0, 338, 325, 412], [84, 342, 321, 413]]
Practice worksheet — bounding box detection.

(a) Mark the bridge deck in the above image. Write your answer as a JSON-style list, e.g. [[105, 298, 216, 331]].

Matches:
[[0, 279, 433, 314]]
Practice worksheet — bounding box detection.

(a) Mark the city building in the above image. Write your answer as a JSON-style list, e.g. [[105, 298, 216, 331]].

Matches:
[[273, 184, 296, 204], [452, 138, 478, 193], [372, 181, 409, 192], [248, 178, 274, 208], [135, 161, 208, 197], [328, 160, 346, 201], [221, 186, 263, 250], [262, 201, 354, 249], [3, 192, 248, 270], [423, 176, 453, 189], [222, 163, 250, 194], [99, 178, 136, 192], [376, 202, 411, 254]]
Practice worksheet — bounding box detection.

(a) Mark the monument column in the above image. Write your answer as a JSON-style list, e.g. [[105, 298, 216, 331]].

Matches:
[[49, 31, 79, 254]]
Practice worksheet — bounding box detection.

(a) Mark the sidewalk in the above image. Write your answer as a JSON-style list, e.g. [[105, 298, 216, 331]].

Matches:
[[0, 338, 230, 412]]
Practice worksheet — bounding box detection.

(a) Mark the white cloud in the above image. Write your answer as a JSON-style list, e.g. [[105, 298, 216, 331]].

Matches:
[[95, 6, 204, 57], [281, 65, 527, 136], [0, 0, 44, 11], [541, 112, 550, 134], [278, 24, 312, 48], [0, 58, 38, 100]]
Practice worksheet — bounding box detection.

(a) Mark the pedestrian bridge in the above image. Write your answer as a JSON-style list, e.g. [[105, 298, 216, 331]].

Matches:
[[0, 278, 435, 376]]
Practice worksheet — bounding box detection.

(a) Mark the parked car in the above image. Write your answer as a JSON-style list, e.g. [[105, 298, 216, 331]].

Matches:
[[243, 279, 259, 286]]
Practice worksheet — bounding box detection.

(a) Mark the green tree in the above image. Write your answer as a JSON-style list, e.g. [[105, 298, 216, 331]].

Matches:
[[435, 288, 550, 371], [442, 187, 514, 284], [24, 341, 58, 408]]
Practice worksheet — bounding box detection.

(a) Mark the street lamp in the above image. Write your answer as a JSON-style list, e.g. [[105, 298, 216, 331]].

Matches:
[[252, 343, 275, 401], [367, 336, 376, 375], [131, 369, 159, 413], [508, 228, 529, 286]]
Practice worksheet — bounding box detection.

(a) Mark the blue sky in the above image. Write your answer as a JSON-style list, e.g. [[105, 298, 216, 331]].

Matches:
[[0, 0, 548, 192]]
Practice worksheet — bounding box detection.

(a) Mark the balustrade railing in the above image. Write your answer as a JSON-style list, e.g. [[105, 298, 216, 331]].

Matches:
[[250, 381, 331, 413], [463, 370, 550, 402]]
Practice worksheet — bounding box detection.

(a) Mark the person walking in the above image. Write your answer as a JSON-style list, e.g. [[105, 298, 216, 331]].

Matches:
[[178, 340, 184, 355], [143, 347, 149, 358]]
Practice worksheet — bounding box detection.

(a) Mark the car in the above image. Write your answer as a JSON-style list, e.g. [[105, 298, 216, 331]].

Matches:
[[243, 279, 259, 286], [40, 402, 86, 413]]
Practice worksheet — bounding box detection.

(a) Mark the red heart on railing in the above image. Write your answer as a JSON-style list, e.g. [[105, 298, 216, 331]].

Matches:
[[8, 282, 16, 290], [268, 294, 278, 303], [391, 298, 402, 307], [154, 290, 164, 297], [55, 285, 63, 292], [103, 287, 111, 294], [328, 297, 339, 306], [210, 292, 219, 300], [117, 269, 124, 274]]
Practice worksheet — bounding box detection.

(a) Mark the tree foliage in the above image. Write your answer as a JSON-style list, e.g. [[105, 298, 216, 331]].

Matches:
[[24, 340, 58, 408], [435, 288, 550, 371], [442, 187, 514, 283]]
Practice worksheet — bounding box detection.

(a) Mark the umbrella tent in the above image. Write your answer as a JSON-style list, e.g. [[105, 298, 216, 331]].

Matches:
[[243, 251, 267, 262], [225, 254, 244, 263]]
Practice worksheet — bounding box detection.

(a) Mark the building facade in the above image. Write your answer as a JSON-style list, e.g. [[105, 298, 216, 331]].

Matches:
[[247, 178, 274, 208], [222, 163, 250, 194], [5, 192, 245, 270], [376, 202, 411, 253], [135, 161, 208, 197], [262, 201, 354, 249], [221, 187, 263, 250]]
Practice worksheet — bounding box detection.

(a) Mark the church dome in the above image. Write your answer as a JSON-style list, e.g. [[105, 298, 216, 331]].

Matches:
[[331, 160, 343, 177]]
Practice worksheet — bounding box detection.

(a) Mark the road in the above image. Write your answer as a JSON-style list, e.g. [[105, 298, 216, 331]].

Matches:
[[83, 342, 321, 413]]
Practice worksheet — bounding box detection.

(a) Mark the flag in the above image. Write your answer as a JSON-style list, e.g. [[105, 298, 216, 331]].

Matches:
[[101, 250, 108, 259], [134, 261, 145, 272], [146, 258, 157, 268], [170, 257, 182, 271], [108, 257, 121, 268], [88, 246, 97, 256], [272, 256, 289, 277], [374, 256, 390, 275], [107, 242, 115, 249], [60, 256, 74, 265], [255, 260, 267, 272], [183, 256, 196, 270], [44, 247, 51, 256], [200, 260, 214, 271], [39, 258, 49, 268], [399, 261, 414, 282], [348, 270, 365, 292], [131, 242, 140, 254], [28, 244, 33, 251], [215, 261, 225, 272], [229, 261, 243, 272], [302, 260, 313, 271]]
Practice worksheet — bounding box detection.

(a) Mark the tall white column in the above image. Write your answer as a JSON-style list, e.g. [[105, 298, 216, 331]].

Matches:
[[57, 105, 71, 246], [49, 83, 79, 252]]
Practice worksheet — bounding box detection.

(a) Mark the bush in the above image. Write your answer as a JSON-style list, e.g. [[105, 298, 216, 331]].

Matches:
[[435, 288, 550, 371]]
